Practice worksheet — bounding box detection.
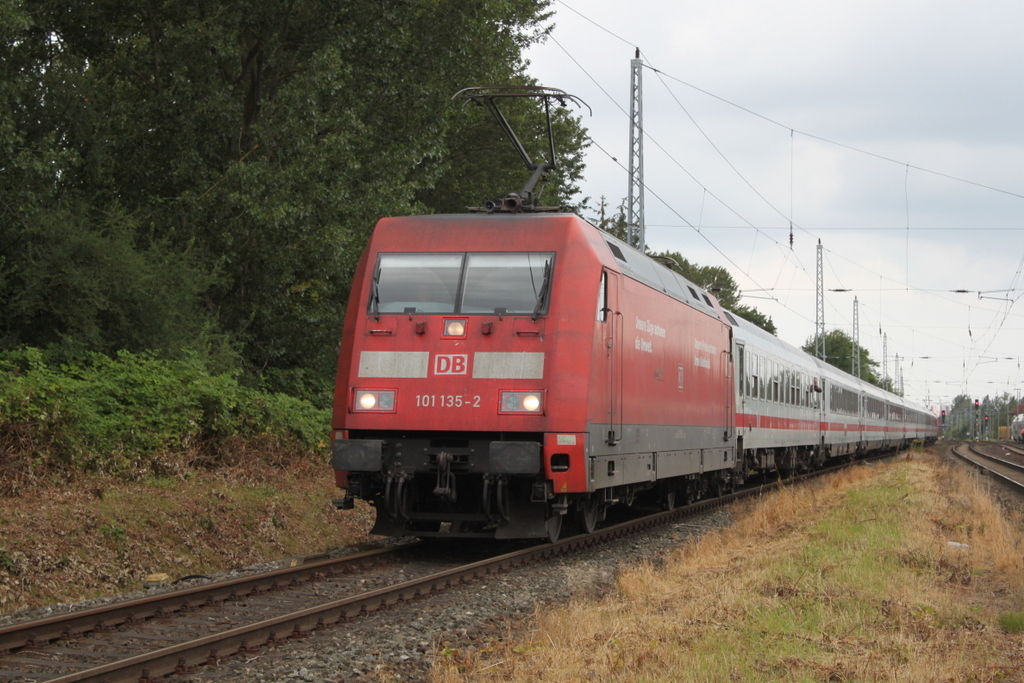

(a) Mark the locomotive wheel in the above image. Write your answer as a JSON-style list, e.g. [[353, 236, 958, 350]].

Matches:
[[663, 489, 677, 511], [577, 496, 600, 534], [546, 512, 563, 542], [711, 477, 723, 498]]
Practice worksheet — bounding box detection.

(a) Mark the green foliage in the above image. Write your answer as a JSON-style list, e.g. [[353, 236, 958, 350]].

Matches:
[[650, 249, 777, 335], [943, 392, 1019, 440], [0, 0, 578, 405], [0, 549, 19, 574], [419, 88, 588, 212], [98, 522, 128, 544], [801, 330, 883, 388], [0, 202, 227, 365], [588, 196, 629, 241], [0, 347, 330, 494]]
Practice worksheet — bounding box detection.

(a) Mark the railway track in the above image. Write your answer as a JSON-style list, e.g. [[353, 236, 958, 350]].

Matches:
[[1001, 441, 1024, 458], [950, 442, 1024, 494], [0, 453, 894, 683]]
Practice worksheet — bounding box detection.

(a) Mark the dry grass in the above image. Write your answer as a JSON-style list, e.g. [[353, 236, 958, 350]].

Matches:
[[0, 459, 375, 613], [432, 451, 1024, 682]]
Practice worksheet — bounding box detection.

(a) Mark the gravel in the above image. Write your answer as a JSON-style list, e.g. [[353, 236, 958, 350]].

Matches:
[[0, 503, 736, 683], [173, 505, 736, 683]]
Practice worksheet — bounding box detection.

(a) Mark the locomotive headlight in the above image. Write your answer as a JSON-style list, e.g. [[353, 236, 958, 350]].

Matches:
[[443, 318, 467, 337], [499, 391, 544, 414], [353, 389, 396, 412]]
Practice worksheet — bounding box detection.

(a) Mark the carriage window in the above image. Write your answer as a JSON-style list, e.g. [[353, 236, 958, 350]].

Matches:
[[759, 357, 766, 400], [772, 361, 780, 403], [372, 252, 554, 315], [745, 350, 753, 397], [742, 348, 749, 397]]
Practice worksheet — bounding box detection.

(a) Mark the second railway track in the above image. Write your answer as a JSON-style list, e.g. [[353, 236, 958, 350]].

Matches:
[[950, 441, 1024, 494]]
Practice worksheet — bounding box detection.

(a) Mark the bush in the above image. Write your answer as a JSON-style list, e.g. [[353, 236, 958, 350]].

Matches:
[[0, 347, 330, 494]]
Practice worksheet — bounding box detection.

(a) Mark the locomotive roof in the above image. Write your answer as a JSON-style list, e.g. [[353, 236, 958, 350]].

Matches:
[[375, 212, 933, 418]]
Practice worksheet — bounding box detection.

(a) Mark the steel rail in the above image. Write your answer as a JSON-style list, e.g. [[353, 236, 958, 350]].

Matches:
[[3, 449, 899, 683], [1001, 441, 1024, 458], [0, 545, 405, 654], [950, 442, 1024, 493]]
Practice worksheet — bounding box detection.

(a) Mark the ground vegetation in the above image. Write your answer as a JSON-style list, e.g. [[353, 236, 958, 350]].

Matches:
[[0, 0, 583, 405], [432, 449, 1024, 681]]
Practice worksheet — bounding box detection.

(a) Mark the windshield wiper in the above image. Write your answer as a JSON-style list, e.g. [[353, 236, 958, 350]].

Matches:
[[531, 260, 552, 322], [370, 261, 381, 321]]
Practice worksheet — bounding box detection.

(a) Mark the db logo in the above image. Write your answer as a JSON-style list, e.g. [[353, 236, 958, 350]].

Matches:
[[434, 354, 468, 375]]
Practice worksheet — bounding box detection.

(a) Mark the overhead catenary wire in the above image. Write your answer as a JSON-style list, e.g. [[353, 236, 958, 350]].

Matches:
[[545, 0, 1024, 400]]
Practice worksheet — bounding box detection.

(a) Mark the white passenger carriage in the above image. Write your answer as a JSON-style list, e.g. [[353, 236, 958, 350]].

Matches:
[[1011, 414, 1024, 443], [731, 313, 936, 476]]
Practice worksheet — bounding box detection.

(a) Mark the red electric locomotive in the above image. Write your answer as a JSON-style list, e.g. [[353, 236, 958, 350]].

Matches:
[[329, 86, 938, 541], [330, 212, 738, 540]]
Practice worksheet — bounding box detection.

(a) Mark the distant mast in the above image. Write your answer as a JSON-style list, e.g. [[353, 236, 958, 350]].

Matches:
[[627, 48, 645, 252], [815, 240, 825, 361]]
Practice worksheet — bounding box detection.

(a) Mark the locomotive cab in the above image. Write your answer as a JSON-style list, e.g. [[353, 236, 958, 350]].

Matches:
[[331, 214, 594, 540]]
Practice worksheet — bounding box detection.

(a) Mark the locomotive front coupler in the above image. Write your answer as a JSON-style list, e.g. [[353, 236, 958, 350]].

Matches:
[[433, 451, 457, 502]]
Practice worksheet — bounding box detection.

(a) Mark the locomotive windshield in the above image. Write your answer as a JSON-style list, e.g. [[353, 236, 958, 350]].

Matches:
[[372, 252, 554, 315]]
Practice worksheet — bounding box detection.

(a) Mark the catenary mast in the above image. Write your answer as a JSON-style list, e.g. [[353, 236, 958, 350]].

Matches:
[[627, 49, 645, 251]]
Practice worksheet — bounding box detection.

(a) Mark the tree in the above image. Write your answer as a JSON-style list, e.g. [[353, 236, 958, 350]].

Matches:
[[0, 0, 582, 402], [801, 330, 883, 388], [416, 86, 588, 213], [944, 392, 1020, 440], [652, 250, 777, 335], [588, 196, 629, 241]]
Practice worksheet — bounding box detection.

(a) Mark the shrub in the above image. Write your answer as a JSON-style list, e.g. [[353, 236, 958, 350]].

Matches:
[[0, 347, 330, 494]]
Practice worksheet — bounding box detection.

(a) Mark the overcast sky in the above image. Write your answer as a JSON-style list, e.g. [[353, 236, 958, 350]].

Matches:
[[523, 0, 1024, 413]]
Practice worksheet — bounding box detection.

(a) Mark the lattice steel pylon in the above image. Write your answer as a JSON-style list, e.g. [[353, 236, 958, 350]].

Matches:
[[853, 296, 860, 379], [895, 354, 902, 396], [627, 49, 645, 252], [883, 333, 888, 387], [815, 240, 825, 361]]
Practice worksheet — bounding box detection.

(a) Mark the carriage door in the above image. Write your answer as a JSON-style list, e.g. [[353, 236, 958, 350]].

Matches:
[[817, 377, 827, 451], [722, 338, 735, 443], [736, 343, 746, 438], [602, 270, 623, 444], [858, 394, 865, 449]]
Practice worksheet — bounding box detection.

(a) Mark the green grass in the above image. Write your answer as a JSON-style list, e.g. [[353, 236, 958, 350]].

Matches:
[[998, 611, 1024, 634]]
